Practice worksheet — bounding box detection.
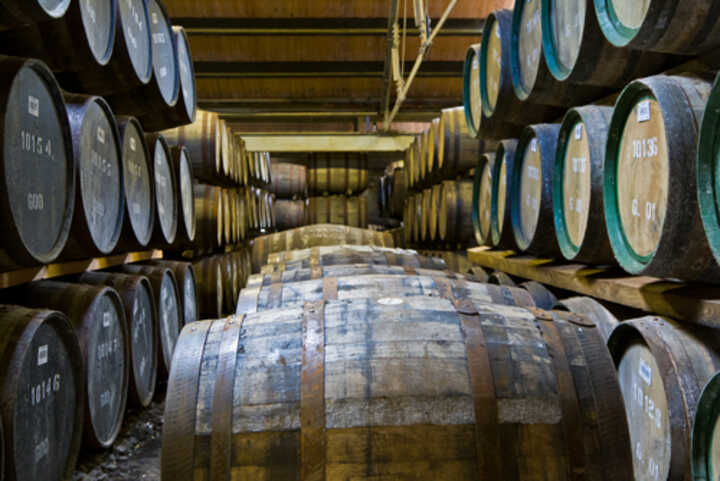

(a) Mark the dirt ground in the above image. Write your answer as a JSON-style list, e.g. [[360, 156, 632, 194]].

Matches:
[[72, 401, 164, 481]]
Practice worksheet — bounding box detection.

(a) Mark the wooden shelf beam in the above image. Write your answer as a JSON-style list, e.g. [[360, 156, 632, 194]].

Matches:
[[0, 251, 163, 290], [467, 247, 720, 328]]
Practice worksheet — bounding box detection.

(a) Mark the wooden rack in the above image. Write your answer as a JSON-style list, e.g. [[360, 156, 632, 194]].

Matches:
[[467, 247, 720, 328], [0, 250, 163, 290]]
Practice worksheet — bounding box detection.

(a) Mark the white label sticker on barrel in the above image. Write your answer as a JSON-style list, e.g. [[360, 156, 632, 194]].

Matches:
[[637, 100, 651, 123], [575, 124, 583, 140], [531, 138, 538, 152], [639, 358, 652, 385], [38, 345, 48, 366], [28, 95, 40, 118], [103, 311, 111, 328], [378, 297, 404, 305], [129, 137, 136, 152], [97, 126, 106, 144]]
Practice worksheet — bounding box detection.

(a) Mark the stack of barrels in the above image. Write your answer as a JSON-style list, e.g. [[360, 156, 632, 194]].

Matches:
[[403, 107, 482, 248], [305, 153, 370, 228], [379, 160, 406, 220], [269, 162, 308, 231], [0, 0, 201, 273], [161, 242, 650, 481]]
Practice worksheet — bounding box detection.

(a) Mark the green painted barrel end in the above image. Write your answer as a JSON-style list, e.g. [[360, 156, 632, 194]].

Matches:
[[510, 126, 536, 252], [592, 0, 639, 47], [479, 12, 499, 118], [553, 109, 582, 261], [462, 44, 481, 139], [691, 372, 720, 481], [697, 72, 720, 266], [510, 0, 531, 101]]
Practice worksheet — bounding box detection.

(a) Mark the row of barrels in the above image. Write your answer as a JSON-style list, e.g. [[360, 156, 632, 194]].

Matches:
[[191, 185, 277, 253], [0, 258, 203, 481], [269, 156, 371, 199], [405, 106, 486, 191], [163, 110, 271, 188], [250, 224, 395, 272], [190, 249, 252, 319], [273, 195, 374, 232], [0, 0, 197, 132], [159, 244, 632, 480], [0, 56, 199, 269], [460, 0, 720, 140], [167, 241, 720, 480], [378, 161, 406, 220], [403, 179, 474, 247], [470, 71, 720, 283]]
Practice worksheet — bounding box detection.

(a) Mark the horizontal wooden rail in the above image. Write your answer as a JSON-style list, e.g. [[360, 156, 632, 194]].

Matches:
[[0, 251, 163, 290], [467, 247, 720, 328]]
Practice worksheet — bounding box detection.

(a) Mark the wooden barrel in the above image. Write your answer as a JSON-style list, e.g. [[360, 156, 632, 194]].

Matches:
[[113, 265, 180, 378], [388, 167, 406, 219], [274, 199, 307, 230], [264, 245, 448, 272], [250, 224, 394, 272], [420, 188, 434, 242], [170, 146, 196, 245], [163, 110, 227, 186], [490, 139, 518, 249], [519, 280, 557, 309], [480, 9, 561, 123], [148, 260, 198, 325], [552, 105, 614, 264], [249, 263, 477, 289], [478, 107, 525, 140], [108, 0, 179, 118], [164, 298, 633, 480], [269, 162, 307, 199], [307, 153, 369, 195], [604, 75, 719, 281], [0, 0, 70, 26], [488, 270, 517, 286], [696, 72, 720, 268], [140, 26, 197, 131], [691, 372, 720, 480], [58, 0, 152, 94], [426, 118, 442, 183], [438, 106, 484, 177], [404, 139, 417, 190], [594, 0, 720, 55], [147, 133, 179, 247], [559, 296, 634, 342], [510, 0, 607, 106], [438, 179, 474, 245], [307, 195, 368, 228], [192, 184, 223, 253], [116, 117, 155, 251], [191, 256, 224, 320], [511, 123, 561, 255], [473, 153, 495, 246], [77, 271, 158, 408], [411, 135, 422, 188], [403, 197, 414, 246], [429, 183, 442, 243], [541, 0, 669, 87], [608, 316, 720, 481], [463, 43, 483, 138], [0, 0, 115, 73], [0, 305, 83, 481], [14, 282, 129, 449], [60, 94, 124, 259], [0, 57, 75, 268], [237, 273, 536, 313]]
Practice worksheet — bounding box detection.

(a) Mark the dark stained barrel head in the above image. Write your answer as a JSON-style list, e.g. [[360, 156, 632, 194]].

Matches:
[[120, 118, 154, 247], [36, 0, 71, 17], [177, 147, 196, 242], [158, 270, 180, 372], [2, 308, 82, 481], [1, 59, 74, 265], [151, 135, 178, 245], [75, 97, 124, 254], [146, 0, 178, 107], [131, 277, 157, 404], [180, 265, 198, 325], [173, 26, 197, 123], [117, 0, 152, 85], [78, 0, 115, 66], [0, 0, 71, 25], [85, 288, 127, 447]]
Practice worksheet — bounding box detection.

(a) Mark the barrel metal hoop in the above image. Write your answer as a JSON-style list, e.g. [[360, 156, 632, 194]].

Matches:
[[310, 266, 323, 280], [271, 270, 283, 285], [322, 277, 338, 301], [454, 297, 505, 478], [403, 265, 418, 276], [433, 276, 456, 303], [301, 301, 327, 481], [384, 250, 398, 267], [538, 320, 587, 477], [209, 314, 245, 481], [528, 307, 554, 321], [309, 247, 320, 267]]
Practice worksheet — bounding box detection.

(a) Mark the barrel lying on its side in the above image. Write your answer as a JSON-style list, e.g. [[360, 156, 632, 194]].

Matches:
[[163, 298, 633, 480]]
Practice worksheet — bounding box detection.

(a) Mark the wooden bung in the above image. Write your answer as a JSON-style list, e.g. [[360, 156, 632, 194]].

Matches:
[[163, 298, 632, 480]]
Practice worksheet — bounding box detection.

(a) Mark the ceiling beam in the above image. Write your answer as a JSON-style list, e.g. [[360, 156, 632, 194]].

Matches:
[[193, 61, 463, 78], [176, 17, 484, 36], [240, 134, 413, 152]]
